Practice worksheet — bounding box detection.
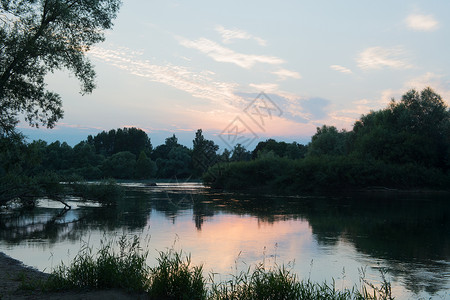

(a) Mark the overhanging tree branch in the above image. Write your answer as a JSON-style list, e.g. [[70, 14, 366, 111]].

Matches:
[[0, 0, 121, 133]]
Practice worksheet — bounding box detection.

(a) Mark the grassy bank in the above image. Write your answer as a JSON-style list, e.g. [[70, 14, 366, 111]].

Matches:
[[40, 235, 394, 300]]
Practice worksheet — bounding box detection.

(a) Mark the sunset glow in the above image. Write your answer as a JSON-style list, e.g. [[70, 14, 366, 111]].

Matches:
[[18, 1, 450, 148]]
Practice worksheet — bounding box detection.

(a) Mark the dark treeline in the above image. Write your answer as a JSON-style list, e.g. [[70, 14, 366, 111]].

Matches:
[[0, 125, 303, 206], [2, 87, 450, 205], [204, 88, 450, 192], [1, 127, 306, 183]]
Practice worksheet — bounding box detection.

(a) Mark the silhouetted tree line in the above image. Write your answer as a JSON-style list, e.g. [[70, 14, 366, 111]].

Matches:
[[2, 87, 449, 206], [1, 125, 284, 206], [205, 88, 450, 192], [0, 127, 260, 184]]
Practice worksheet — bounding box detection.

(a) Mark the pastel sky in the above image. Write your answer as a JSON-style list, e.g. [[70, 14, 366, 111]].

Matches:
[[20, 1, 450, 150]]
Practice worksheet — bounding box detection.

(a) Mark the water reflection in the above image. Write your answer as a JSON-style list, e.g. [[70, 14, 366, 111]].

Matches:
[[0, 183, 448, 299]]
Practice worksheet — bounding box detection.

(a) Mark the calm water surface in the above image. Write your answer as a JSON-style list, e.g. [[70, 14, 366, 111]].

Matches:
[[0, 182, 449, 299]]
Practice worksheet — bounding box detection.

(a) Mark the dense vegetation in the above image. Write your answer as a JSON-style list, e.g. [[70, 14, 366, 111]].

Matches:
[[1, 127, 308, 182], [204, 88, 450, 192], [0, 127, 259, 207], [43, 235, 394, 300], [1, 87, 449, 208]]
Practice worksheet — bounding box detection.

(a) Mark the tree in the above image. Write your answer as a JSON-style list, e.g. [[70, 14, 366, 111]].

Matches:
[[0, 0, 121, 135], [156, 146, 192, 178], [72, 141, 103, 169], [219, 148, 231, 163], [88, 127, 152, 157], [307, 125, 349, 156], [135, 150, 157, 179], [192, 129, 219, 177], [230, 144, 251, 162], [252, 139, 287, 159], [101, 151, 136, 179], [285, 142, 307, 159], [251, 139, 306, 159], [151, 134, 178, 161], [0, 135, 66, 207], [153, 134, 193, 178], [43, 141, 73, 171], [352, 87, 450, 169]]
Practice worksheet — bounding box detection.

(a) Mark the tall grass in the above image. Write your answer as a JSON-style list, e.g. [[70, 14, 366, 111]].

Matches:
[[209, 262, 393, 300], [209, 263, 303, 300], [45, 236, 395, 299], [46, 235, 149, 292], [148, 249, 207, 299]]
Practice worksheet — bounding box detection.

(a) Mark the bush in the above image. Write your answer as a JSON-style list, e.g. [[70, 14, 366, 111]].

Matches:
[[69, 179, 124, 205]]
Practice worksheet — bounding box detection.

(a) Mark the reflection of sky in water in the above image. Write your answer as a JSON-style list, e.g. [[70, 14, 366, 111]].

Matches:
[[0, 183, 448, 300]]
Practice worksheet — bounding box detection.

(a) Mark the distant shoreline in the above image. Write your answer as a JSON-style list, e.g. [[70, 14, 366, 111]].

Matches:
[[208, 185, 450, 198]]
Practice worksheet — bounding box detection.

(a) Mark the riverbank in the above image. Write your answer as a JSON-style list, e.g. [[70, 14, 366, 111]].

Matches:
[[0, 252, 146, 300], [203, 156, 450, 194], [1, 246, 396, 300]]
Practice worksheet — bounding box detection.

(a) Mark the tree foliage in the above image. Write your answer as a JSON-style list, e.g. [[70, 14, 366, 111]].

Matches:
[[192, 129, 219, 177], [87, 127, 152, 157], [206, 88, 450, 192], [0, 0, 121, 135], [307, 125, 349, 157], [230, 143, 252, 162], [101, 151, 136, 179], [135, 150, 156, 179], [154, 135, 192, 178], [252, 139, 307, 159], [352, 87, 450, 169]]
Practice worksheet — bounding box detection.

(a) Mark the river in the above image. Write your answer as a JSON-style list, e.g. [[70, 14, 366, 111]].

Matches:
[[0, 182, 449, 299]]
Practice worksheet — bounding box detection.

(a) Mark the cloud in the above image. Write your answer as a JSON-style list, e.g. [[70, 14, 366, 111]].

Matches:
[[405, 72, 443, 89], [272, 68, 301, 80], [405, 72, 450, 102], [88, 46, 333, 138], [372, 73, 450, 107], [215, 25, 267, 46], [21, 122, 105, 132], [336, 100, 377, 119], [329, 89, 401, 130], [237, 92, 332, 125], [330, 72, 450, 131], [330, 65, 352, 74], [249, 83, 280, 93], [335, 73, 450, 128], [88, 46, 245, 108], [178, 37, 284, 69], [122, 125, 150, 132], [405, 14, 439, 31], [356, 46, 413, 70]]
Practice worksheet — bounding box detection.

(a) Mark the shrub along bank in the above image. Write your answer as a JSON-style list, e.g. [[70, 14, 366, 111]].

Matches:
[[203, 155, 450, 194]]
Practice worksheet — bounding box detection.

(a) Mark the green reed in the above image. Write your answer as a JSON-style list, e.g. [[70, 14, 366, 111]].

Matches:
[[44, 235, 394, 300], [46, 234, 150, 292]]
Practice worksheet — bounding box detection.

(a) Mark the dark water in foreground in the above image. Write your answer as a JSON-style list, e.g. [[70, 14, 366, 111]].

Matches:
[[0, 182, 449, 299]]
